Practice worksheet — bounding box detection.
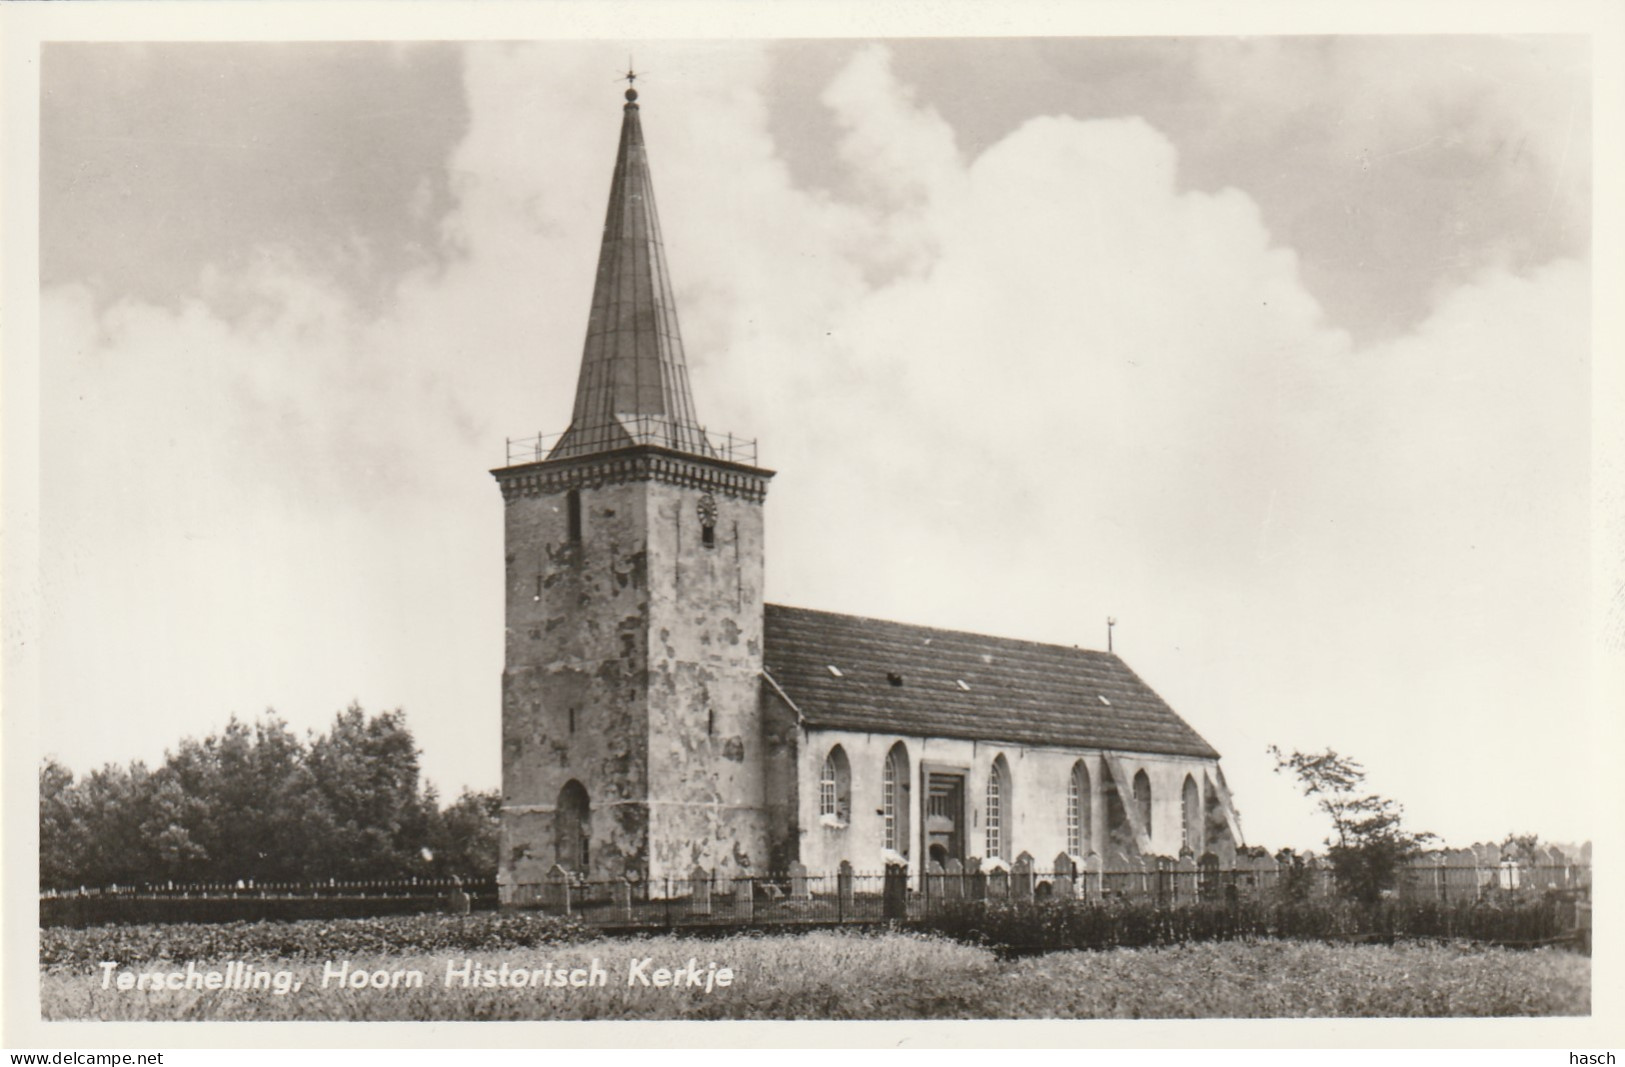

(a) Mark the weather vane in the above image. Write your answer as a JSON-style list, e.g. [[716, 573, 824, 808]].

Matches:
[[619, 58, 645, 102]]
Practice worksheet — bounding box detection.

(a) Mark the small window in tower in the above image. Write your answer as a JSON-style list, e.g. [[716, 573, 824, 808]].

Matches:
[[887, 672, 904, 687], [567, 489, 582, 543], [702, 524, 715, 547], [568, 707, 577, 734]]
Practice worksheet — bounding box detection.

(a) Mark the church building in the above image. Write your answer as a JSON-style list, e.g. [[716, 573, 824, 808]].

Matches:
[[493, 85, 1243, 901]]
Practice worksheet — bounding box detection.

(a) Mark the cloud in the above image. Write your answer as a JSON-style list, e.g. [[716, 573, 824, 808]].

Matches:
[[39, 42, 1591, 851]]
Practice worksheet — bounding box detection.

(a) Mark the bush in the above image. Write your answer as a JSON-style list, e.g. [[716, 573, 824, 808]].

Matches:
[[913, 893, 1578, 953], [40, 891, 499, 929], [40, 911, 590, 971]]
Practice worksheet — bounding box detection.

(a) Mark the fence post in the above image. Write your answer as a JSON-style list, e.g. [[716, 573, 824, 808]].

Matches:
[[837, 860, 854, 921]]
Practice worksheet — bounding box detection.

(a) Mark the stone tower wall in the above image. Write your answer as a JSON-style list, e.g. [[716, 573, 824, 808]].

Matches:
[[498, 479, 653, 891], [643, 479, 768, 883]]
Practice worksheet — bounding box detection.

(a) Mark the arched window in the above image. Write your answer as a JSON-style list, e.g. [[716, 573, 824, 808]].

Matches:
[[882, 742, 911, 856], [1067, 760, 1092, 856], [819, 745, 850, 823], [1133, 769, 1153, 841], [985, 755, 1011, 860], [555, 779, 590, 873], [1182, 774, 1202, 853]]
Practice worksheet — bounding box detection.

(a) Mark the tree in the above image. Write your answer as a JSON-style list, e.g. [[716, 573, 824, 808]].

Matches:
[[308, 704, 437, 879], [427, 788, 501, 881], [1499, 832, 1541, 863], [39, 759, 87, 889], [1268, 746, 1435, 906], [37, 705, 474, 889]]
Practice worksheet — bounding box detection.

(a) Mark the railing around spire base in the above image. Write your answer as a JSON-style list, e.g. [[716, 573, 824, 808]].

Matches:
[[504, 421, 759, 468]]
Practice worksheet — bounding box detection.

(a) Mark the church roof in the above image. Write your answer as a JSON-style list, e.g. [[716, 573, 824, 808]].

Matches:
[[762, 604, 1221, 760], [548, 85, 713, 461]]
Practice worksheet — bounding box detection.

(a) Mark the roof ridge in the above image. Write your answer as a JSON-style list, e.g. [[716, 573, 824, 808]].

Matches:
[[765, 601, 1116, 659]]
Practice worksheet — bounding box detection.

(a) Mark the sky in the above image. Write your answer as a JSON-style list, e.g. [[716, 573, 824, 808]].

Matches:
[[32, 36, 1597, 852]]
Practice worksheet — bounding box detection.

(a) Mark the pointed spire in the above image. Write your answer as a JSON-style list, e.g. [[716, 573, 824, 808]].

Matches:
[[549, 81, 713, 461]]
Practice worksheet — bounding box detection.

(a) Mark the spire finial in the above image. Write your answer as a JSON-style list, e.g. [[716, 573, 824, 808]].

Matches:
[[621, 58, 640, 104]]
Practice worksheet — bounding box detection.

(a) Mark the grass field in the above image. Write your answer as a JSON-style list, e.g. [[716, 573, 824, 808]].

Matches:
[[41, 928, 1589, 1020]]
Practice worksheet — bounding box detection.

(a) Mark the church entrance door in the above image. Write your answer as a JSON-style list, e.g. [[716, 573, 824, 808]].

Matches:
[[924, 771, 966, 865]]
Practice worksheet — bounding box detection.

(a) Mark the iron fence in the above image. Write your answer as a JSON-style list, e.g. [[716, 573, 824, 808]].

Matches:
[[40, 860, 1591, 930], [503, 420, 759, 467]]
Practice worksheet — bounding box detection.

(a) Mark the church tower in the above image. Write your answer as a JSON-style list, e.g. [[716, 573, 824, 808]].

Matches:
[[492, 82, 774, 900]]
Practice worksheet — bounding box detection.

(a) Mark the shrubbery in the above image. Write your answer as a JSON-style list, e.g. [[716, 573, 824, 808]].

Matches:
[[40, 911, 589, 970], [914, 893, 1577, 953]]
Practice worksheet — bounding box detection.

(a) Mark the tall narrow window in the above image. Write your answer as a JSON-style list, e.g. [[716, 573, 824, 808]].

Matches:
[[1133, 770, 1153, 842], [1068, 760, 1092, 856], [566, 489, 582, 543], [1182, 774, 1201, 853], [985, 755, 1011, 860], [819, 745, 850, 823], [882, 742, 910, 855]]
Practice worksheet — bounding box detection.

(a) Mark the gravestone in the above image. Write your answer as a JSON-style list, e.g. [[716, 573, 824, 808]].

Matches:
[[1083, 851, 1104, 901], [837, 860, 855, 916], [944, 858, 964, 901], [544, 864, 573, 914], [926, 860, 945, 906], [1444, 848, 1478, 902], [788, 860, 810, 900], [966, 856, 987, 901], [1198, 851, 1220, 902], [446, 885, 471, 916], [613, 879, 633, 921], [988, 864, 1009, 900], [734, 877, 754, 922], [1538, 845, 1568, 890], [1411, 852, 1446, 902], [1053, 851, 1076, 900], [690, 864, 712, 917], [882, 862, 908, 920], [1175, 852, 1198, 903], [1012, 853, 1035, 903]]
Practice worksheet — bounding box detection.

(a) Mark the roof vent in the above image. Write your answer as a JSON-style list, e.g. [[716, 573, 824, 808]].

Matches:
[[956, 679, 971, 692], [1098, 694, 1112, 707], [826, 665, 844, 678], [887, 672, 904, 687]]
